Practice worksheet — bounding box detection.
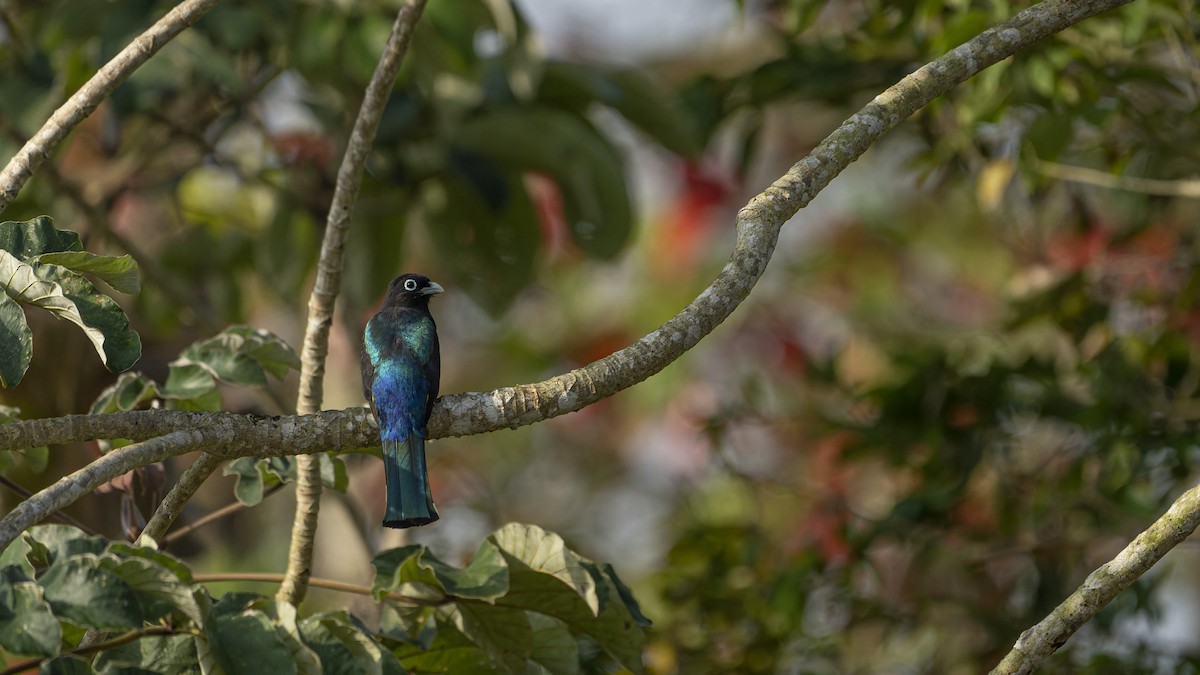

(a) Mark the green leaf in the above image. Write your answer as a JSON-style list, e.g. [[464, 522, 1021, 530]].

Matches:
[[99, 550, 203, 624], [453, 107, 632, 259], [0, 534, 35, 577], [0, 216, 81, 258], [424, 169, 540, 313], [321, 453, 349, 493], [537, 62, 701, 157], [372, 544, 509, 603], [526, 613, 579, 675], [39, 555, 143, 631], [452, 600, 531, 671], [299, 611, 406, 675], [33, 251, 141, 294], [0, 566, 62, 657], [252, 599, 323, 675], [172, 325, 300, 388], [223, 457, 267, 506], [0, 252, 141, 375], [24, 525, 108, 568], [39, 655, 94, 675], [490, 524, 599, 614], [0, 290, 31, 386], [90, 372, 161, 414], [91, 634, 201, 675], [205, 593, 301, 675], [161, 363, 219, 409], [393, 626, 506, 675]]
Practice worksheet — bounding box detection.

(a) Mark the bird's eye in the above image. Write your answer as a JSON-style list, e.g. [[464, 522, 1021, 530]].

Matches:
[[403, 279, 418, 291]]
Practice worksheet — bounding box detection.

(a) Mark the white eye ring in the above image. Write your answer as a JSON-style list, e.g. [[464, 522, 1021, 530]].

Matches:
[[403, 279, 418, 291]]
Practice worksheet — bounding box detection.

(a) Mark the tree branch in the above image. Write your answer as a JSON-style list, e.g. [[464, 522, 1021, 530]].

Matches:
[[279, 0, 428, 607], [1035, 158, 1200, 198], [990, 480, 1200, 674], [0, 0, 1135, 556], [0, 431, 207, 550], [139, 451, 224, 542], [0, 0, 224, 213]]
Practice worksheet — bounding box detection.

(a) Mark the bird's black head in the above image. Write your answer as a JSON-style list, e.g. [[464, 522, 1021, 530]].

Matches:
[[383, 273, 444, 308]]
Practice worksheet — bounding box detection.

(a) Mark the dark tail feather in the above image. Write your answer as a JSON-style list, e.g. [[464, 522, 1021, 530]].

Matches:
[[382, 434, 439, 529]]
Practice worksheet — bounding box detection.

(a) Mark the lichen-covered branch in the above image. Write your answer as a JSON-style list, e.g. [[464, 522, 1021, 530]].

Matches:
[[139, 451, 224, 542], [279, 0, 428, 607], [0, 431, 207, 549], [990, 480, 1200, 674], [0, 0, 223, 213]]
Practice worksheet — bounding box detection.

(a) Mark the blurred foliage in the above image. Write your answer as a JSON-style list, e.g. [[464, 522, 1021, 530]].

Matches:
[[1, 0, 1200, 673]]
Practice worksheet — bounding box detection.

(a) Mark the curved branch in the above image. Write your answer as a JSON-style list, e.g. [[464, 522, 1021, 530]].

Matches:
[[279, 0, 428, 607], [0, 431, 207, 549], [140, 451, 224, 542], [990, 480, 1200, 674], [0, 0, 223, 213]]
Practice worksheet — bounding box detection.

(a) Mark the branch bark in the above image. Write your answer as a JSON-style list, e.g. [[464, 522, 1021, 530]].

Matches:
[[278, 0, 428, 607], [0, 0, 223, 213], [139, 451, 224, 542], [990, 480, 1200, 674]]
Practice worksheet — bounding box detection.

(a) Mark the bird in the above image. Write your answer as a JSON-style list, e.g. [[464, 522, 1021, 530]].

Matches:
[[360, 273, 443, 528]]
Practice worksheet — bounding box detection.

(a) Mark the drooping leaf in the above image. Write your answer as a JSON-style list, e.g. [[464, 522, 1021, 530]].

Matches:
[[392, 624, 506, 675], [33, 251, 141, 294], [91, 634, 201, 675], [490, 523, 599, 614], [452, 107, 632, 259], [39, 555, 143, 631], [0, 291, 31, 386], [251, 599, 323, 675], [0, 566, 61, 657], [0, 252, 141, 377], [224, 457, 268, 506], [371, 544, 509, 604], [0, 216, 81, 258]]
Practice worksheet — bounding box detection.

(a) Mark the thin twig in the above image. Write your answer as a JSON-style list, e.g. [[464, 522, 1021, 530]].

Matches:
[[0, 0, 225, 212], [1035, 158, 1200, 198], [161, 484, 284, 546], [278, 0, 428, 607], [196, 571, 448, 606], [0, 474, 99, 535], [0, 625, 179, 675]]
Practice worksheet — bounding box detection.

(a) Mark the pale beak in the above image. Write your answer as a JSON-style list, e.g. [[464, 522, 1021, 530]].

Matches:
[[421, 281, 445, 295]]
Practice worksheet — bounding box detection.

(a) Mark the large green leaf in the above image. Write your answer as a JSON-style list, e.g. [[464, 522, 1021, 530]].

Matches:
[[0, 216, 81, 258], [392, 626, 506, 675], [453, 107, 632, 259], [526, 613, 578, 675], [204, 593, 303, 675], [0, 566, 61, 658], [0, 252, 141, 377], [172, 325, 299, 387], [100, 552, 203, 624], [537, 61, 701, 157], [91, 634, 201, 675], [40, 655, 95, 675], [451, 600, 531, 671], [424, 168, 540, 314], [39, 555, 143, 631]]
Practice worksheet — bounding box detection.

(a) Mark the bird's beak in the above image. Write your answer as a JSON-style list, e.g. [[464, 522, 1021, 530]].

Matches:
[[421, 281, 445, 296]]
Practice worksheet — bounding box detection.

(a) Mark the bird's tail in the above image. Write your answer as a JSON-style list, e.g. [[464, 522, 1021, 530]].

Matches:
[[381, 432, 439, 529]]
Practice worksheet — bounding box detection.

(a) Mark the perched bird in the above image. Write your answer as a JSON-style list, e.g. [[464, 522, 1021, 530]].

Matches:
[[360, 273, 443, 528]]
